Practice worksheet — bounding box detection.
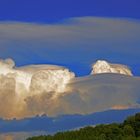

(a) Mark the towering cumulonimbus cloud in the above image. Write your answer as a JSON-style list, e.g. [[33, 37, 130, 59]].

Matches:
[[0, 59, 75, 96], [0, 58, 75, 118], [91, 60, 133, 76], [0, 58, 139, 119]]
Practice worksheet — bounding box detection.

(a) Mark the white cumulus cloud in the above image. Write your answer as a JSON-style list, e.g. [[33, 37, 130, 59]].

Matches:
[[91, 60, 133, 76]]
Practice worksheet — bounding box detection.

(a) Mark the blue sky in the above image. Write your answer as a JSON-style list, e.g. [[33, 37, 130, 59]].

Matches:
[[0, 0, 140, 76], [0, 0, 140, 22]]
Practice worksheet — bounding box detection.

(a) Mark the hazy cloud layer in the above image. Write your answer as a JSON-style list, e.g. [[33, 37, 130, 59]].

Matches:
[[0, 58, 140, 119], [0, 17, 140, 75]]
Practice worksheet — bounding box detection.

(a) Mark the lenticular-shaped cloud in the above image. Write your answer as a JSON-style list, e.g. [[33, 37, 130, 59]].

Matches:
[[91, 60, 133, 76], [0, 58, 140, 119]]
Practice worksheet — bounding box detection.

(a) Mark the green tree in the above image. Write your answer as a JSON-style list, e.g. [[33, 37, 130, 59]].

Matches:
[[135, 113, 140, 137], [124, 125, 135, 136]]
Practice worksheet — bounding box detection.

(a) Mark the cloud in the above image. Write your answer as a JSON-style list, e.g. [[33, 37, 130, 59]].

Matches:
[[0, 17, 140, 76], [0, 58, 75, 118], [91, 60, 133, 76], [0, 74, 17, 118], [0, 58, 140, 119], [0, 17, 140, 43]]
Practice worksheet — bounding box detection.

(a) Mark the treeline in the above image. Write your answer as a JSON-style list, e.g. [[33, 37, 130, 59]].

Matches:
[[27, 113, 140, 140]]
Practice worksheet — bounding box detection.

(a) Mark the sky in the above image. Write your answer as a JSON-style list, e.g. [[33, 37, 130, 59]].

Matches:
[[1, 3, 140, 139], [0, 2, 140, 138], [0, 0, 140, 22], [0, 0, 140, 76]]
